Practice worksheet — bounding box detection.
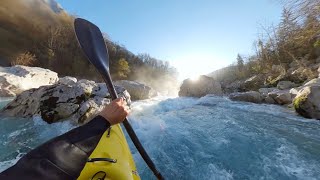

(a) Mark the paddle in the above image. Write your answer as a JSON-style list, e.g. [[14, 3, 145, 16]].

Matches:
[[74, 18, 164, 180]]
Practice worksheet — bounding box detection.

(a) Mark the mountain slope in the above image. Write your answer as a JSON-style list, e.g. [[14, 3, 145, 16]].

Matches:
[[0, 0, 68, 65]]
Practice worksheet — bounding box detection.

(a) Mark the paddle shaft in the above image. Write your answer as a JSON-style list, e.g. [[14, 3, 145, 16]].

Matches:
[[98, 65, 164, 180], [74, 18, 163, 179]]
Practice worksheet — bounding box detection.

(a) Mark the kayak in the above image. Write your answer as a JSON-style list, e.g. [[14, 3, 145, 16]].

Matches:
[[77, 124, 140, 180]]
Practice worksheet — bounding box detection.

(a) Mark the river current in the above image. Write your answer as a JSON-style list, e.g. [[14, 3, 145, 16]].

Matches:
[[0, 96, 320, 180]]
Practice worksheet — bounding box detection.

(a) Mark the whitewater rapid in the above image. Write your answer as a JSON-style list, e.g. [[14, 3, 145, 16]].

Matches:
[[1, 96, 320, 179]]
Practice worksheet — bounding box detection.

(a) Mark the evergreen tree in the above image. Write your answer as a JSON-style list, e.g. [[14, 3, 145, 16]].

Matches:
[[237, 54, 244, 71]]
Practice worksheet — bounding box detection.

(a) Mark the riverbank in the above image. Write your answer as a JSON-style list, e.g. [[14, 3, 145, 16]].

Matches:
[[179, 74, 320, 120], [0, 65, 158, 124]]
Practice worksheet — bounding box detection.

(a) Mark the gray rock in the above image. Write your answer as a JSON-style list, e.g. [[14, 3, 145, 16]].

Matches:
[[0, 65, 58, 97], [1, 80, 131, 124], [288, 67, 316, 83], [272, 65, 284, 73], [179, 75, 222, 97], [58, 76, 77, 85], [316, 57, 320, 64], [114, 80, 157, 100], [293, 86, 320, 120], [263, 96, 276, 104], [304, 78, 320, 86], [0, 88, 16, 97], [277, 81, 297, 90], [241, 75, 265, 91], [229, 91, 262, 103], [223, 80, 243, 93], [289, 78, 320, 98], [268, 89, 292, 105], [289, 87, 302, 99], [258, 88, 278, 96], [289, 61, 299, 68]]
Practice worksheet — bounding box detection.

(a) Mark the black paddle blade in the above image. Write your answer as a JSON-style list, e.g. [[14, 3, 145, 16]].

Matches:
[[74, 18, 118, 99], [74, 18, 109, 71]]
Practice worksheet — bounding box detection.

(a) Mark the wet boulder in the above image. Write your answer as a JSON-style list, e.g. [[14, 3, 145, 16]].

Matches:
[[179, 75, 222, 97], [0, 65, 58, 97], [0, 80, 131, 124]]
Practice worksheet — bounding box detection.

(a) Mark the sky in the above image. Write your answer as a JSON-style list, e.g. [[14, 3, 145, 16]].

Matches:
[[56, 0, 283, 80]]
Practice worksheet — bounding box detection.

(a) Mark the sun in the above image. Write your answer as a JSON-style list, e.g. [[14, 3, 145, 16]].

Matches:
[[190, 75, 200, 81], [171, 53, 229, 82]]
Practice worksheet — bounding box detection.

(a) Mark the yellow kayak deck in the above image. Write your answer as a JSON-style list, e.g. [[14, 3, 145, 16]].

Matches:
[[78, 124, 140, 180]]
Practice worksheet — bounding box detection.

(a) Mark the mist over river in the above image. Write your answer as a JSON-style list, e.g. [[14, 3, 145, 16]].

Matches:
[[1, 96, 320, 179]]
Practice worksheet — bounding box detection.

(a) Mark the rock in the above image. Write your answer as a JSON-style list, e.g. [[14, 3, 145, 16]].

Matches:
[[272, 65, 284, 73], [241, 75, 265, 91], [265, 73, 286, 87], [289, 78, 320, 99], [277, 81, 297, 90], [263, 96, 276, 104], [58, 76, 77, 85], [316, 57, 320, 64], [0, 88, 16, 97], [114, 80, 157, 100], [293, 86, 320, 119], [289, 61, 299, 68], [0, 65, 58, 97], [288, 67, 316, 83], [229, 91, 262, 103], [179, 75, 222, 97], [223, 80, 244, 93], [258, 88, 278, 96], [304, 78, 320, 86], [289, 87, 302, 99], [268, 89, 292, 105], [1, 80, 131, 124], [309, 63, 320, 72], [258, 88, 279, 104]]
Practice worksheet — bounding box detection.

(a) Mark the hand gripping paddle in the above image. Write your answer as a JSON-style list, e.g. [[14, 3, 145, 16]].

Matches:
[[74, 18, 164, 180]]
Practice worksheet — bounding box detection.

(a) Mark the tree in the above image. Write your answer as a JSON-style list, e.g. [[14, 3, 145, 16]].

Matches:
[[116, 58, 130, 79], [11, 52, 37, 66], [237, 54, 244, 71]]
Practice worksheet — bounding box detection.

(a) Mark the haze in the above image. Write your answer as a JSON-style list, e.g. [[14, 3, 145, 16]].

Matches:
[[56, 0, 282, 80]]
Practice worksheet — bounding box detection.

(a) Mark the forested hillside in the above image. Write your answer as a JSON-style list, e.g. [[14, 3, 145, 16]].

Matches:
[[0, 0, 177, 93], [209, 0, 320, 92]]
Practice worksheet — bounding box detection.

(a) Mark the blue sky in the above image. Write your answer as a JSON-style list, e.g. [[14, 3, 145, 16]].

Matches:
[[56, 0, 283, 80]]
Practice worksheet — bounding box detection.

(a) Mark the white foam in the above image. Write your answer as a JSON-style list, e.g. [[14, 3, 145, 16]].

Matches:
[[0, 152, 25, 173]]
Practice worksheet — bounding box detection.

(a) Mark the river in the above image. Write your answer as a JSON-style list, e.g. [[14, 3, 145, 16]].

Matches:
[[1, 96, 320, 179]]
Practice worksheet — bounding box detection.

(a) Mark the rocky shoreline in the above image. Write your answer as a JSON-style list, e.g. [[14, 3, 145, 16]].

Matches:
[[0, 66, 157, 124], [179, 75, 320, 120], [1, 65, 320, 123]]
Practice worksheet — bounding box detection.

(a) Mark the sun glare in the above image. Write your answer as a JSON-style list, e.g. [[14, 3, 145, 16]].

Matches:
[[190, 75, 200, 81], [171, 53, 229, 82]]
